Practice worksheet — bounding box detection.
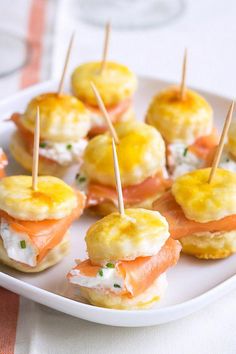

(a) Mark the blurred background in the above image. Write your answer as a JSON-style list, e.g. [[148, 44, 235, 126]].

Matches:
[[0, 0, 235, 99]]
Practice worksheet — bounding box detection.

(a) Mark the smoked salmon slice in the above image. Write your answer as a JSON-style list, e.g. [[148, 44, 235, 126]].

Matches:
[[11, 113, 63, 165], [86, 173, 172, 207], [68, 238, 181, 297], [0, 193, 85, 263], [188, 129, 218, 160], [11, 113, 34, 152], [87, 98, 132, 137], [167, 129, 218, 170], [153, 191, 236, 239], [0, 150, 7, 178]]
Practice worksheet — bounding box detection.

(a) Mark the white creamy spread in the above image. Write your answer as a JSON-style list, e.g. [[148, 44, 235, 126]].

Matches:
[[75, 171, 88, 194], [39, 139, 87, 166], [168, 143, 203, 179], [0, 218, 37, 266], [89, 112, 105, 127], [69, 263, 124, 293], [219, 150, 236, 173]]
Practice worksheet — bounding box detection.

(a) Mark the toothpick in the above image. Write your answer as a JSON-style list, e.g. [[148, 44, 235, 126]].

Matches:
[[32, 106, 40, 191], [100, 22, 111, 74], [180, 49, 187, 100], [57, 32, 75, 95], [208, 101, 235, 183], [111, 139, 125, 216], [90, 82, 119, 143]]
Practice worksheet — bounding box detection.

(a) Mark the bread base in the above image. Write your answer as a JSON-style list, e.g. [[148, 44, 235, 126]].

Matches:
[[180, 230, 236, 259], [74, 273, 167, 310], [0, 233, 69, 272], [10, 131, 72, 178]]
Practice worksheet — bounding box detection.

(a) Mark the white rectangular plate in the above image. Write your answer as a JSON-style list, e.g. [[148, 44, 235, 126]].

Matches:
[[0, 77, 235, 327]]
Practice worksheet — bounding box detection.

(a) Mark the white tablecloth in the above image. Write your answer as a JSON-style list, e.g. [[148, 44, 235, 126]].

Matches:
[[2, 0, 236, 353]]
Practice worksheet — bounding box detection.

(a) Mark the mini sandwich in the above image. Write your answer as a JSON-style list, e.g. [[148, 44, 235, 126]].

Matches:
[[76, 120, 171, 216], [146, 87, 218, 179], [0, 148, 7, 177], [153, 168, 236, 259], [10, 93, 91, 177], [0, 175, 85, 272], [71, 61, 137, 137], [205, 121, 236, 172], [67, 208, 181, 309]]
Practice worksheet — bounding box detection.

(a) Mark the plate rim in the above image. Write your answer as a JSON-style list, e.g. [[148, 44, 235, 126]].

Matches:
[[1, 270, 236, 327]]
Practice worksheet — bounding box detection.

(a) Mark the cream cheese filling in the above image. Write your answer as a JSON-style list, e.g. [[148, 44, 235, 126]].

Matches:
[[219, 150, 236, 173], [39, 139, 87, 166], [0, 218, 37, 266], [168, 143, 203, 179], [69, 263, 124, 293]]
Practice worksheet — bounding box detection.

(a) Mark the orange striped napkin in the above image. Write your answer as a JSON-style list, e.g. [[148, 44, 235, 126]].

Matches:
[[0, 0, 53, 352]]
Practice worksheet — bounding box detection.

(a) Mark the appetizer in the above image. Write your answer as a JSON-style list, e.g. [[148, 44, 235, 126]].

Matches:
[[146, 88, 218, 178], [146, 52, 217, 179], [68, 209, 181, 309], [153, 168, 236, 259], [77, 120, 171, 215], [0, 175, 85, 272], [10, 93, 91, 177], [0, 148, 7, 177], [71, 61, 137, 137]]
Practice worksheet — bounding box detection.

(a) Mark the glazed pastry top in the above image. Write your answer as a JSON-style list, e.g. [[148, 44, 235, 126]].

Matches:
[[21, 93, 91, 142], [0, 176, 78, 220], [83, 121, 166, 187], [146, 87, 213, 144], [71, 61, 137, 107], [172, 168, 236, 222], [86, 208, 170, 265]]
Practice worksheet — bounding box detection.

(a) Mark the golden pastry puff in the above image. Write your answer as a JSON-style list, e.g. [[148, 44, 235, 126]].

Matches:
[[172, 168, 236, 223], [146, 87, 213, 144], [67, 209, 181, 309], [153, 168, 236, 259], [71, 61, 137, 107], [21, 93, 91, 142], [0, 176, 85, 272], [83, 120, 166, 188], [10, 93, 91, 177]]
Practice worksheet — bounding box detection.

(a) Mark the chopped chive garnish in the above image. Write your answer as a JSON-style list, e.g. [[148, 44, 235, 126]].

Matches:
[[66, 144, 72, 150], [98, 269, 103, 277], [106, 263, 115, 268], [114, 283, 121, 288], [79, 177, 86, 183], [183, 147, 188, 157], [76, 174, 86, 183], [39, 142, 47, 148], [20, 240, 26, 249]]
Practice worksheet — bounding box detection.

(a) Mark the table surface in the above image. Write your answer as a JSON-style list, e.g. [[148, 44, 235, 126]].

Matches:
[[1, 0, 236, 353]]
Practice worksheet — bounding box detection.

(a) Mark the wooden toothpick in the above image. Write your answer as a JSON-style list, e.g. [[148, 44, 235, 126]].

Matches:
[[208, 101, 235, 183], [90, 82, 119, 143], [111, 138, 125, 216], [57, 32, 75, 95], [180, 49, 187, 100], [100, 22, 111, 74], [32, 106, 40, 191]]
